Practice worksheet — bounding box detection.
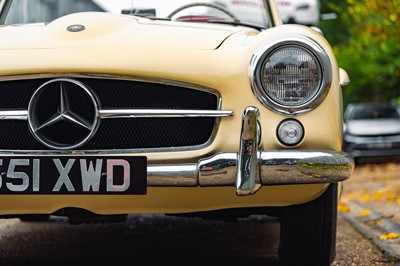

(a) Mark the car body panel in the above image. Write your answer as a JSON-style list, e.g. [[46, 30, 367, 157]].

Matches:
[[0, 20, 343, 157], [0, 13, 245, 50]]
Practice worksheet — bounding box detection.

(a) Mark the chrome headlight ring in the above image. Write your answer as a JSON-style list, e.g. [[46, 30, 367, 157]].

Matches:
[[249, 35, 332, 115]]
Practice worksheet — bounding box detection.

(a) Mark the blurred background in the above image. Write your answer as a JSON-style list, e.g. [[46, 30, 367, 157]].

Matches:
[[277, 0, 400, 163], [278, 0, 400, 106], [318, 0, 400, 106], [319, 0, 400, 162]]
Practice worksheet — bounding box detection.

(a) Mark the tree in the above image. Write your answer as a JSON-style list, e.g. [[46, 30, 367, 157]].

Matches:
[[319, 0, 400, 105]]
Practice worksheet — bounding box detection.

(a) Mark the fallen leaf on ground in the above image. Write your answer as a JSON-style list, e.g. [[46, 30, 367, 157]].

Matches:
[[338, 203, 351, 213], [359, 209, 371, 216], [379, 233, 399, 240]]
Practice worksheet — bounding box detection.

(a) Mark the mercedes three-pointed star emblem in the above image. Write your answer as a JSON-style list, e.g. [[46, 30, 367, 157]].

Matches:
[[28, 78, 99, 149], [67, 24, 85, 32]]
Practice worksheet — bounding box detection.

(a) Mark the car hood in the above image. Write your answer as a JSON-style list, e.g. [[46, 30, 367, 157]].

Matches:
[[0, 12, 244, 50], [346, 119, 400, 136]]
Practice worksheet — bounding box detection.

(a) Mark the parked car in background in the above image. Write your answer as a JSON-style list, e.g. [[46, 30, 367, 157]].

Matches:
[[0, 0, 353, 265], [275, 0, 320, 26], [343, 102, 400, 161]]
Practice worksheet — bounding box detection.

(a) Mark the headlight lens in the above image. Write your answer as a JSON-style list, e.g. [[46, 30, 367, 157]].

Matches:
[[261, 46, 322, 107], [250, 36, 332, 115]]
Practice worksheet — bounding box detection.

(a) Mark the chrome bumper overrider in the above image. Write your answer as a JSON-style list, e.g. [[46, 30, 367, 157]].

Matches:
[[148, 107, 355, 196]]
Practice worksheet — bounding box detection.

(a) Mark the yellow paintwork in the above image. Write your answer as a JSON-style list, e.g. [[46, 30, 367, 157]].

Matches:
[[0, 4, 344, 215]]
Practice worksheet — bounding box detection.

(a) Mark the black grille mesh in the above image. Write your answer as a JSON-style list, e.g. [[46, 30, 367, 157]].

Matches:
[[0, 78, 218, 150]]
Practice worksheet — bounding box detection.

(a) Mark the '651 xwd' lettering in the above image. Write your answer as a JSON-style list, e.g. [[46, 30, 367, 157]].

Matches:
[[0, 157, 147, 194]]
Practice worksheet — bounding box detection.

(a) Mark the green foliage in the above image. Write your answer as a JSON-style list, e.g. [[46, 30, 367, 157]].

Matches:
[[319, 0, 400, 106]]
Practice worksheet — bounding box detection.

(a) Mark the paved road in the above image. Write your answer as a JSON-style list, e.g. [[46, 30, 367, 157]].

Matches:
[[1, 163, 399, 265], [338, 162, 400, 264], [0, 212, 396, 265], [0, 215, 278, 266]]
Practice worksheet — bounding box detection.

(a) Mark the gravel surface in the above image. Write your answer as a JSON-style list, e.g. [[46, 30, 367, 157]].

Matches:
[[0, 213, 395, 266], [334, 215, 397, 265], [336, 161, 400, 265], [341, 162, 400, 225], [0, 162, 399, 265]]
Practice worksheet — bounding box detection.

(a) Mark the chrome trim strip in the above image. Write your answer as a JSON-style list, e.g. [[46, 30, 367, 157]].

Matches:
[[258, 150, 354, 184], [249, 35, 332, 115], [99, 109, 233, 119], [236, 107, 261, 195], [198, 153, 237, 186], [198, 150, 354, 187], [0, 110, 28, 120], [0, 109, 233, 120], [148, 164, 198, 186]]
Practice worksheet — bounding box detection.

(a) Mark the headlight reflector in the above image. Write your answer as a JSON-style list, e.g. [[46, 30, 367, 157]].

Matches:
[[261, 46, 322, 107], [250, 36, 332, 115]]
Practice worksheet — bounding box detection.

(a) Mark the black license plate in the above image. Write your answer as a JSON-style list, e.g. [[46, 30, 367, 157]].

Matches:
[[0, 156, 147, 195]]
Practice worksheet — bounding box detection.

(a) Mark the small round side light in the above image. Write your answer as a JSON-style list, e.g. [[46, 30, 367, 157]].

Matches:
[[277, 119, 304, 146]]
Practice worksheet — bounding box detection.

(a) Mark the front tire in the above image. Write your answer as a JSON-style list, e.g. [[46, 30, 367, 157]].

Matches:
[[279, 183, 338, 266]]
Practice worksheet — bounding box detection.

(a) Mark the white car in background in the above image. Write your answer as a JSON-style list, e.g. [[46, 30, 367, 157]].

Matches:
[[275, 0, 320, 26]]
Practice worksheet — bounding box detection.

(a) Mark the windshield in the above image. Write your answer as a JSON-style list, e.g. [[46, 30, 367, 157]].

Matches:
[[349, 105, 400, 120], [1, 0, 270, 28]]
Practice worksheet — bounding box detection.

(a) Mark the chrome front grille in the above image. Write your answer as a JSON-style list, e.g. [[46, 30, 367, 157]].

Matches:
[[0, 76, 229, 151]]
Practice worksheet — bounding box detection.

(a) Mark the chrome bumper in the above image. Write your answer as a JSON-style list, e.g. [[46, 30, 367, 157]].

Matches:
[[148, 150, 354, 196], [0, 107, 354, 196], [148, 107, 354, 196]]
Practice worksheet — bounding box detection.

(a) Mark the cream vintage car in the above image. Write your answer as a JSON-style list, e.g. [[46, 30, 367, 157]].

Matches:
[[0, 0, 353, 265]]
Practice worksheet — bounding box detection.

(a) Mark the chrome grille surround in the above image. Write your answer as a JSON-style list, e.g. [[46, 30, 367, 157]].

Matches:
[[0, 73, 233, 153]]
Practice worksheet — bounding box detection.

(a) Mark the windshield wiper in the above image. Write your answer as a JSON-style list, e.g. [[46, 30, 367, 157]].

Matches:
[[133, 15, 266, 31], [207, 20, 266, 31]]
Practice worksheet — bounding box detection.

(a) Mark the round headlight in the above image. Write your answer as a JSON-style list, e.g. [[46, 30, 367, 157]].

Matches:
[[261, 46, 321, 106], [250, 36, 332, 115]]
